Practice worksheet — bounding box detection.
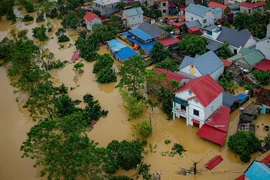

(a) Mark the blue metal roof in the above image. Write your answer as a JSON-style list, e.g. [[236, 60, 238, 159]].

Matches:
[[185, 20, 201, 28], [186, 4, 209, 17], [107, 39, 126, 53], [245, 161, 270, 180], [131, 29, 154, 41], [236, 93, 249, 105], [123, 7, 143, 17], [115, 47, 138, 61], [222, 92, 240, 108], [122, 32, 154, 52], [179, 51, 224, 75]]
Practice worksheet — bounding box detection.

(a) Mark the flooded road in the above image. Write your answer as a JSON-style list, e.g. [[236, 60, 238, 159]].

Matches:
[[1, 8, 270, 180]]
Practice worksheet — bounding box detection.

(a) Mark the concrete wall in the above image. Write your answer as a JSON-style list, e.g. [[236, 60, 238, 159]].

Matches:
[[203, 93, 223, 121], [211, 66, 224, 80], [93, 2, 119, 16], [240, 6, 264, 15], [180, 65, 203, 78], [123, 13, 143, 29], [186, 11, 215, 27], [244, 36, 257, 48]]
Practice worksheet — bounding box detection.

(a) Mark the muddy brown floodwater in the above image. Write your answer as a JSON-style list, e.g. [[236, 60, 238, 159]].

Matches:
[[1, 7, 270, 180]]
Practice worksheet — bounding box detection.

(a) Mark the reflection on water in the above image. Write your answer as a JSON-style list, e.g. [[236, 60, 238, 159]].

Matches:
[[1, 6, 270, 180]]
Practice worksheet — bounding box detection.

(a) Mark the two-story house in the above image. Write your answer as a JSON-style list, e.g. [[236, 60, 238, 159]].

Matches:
[[186, 3, 215, 27], [203, 25, 257, 54], [179, 51, 224, 80], [122, 7, 144, 29], [208, 2, 231, 17], [92, 0, 120, 18], [240, 1, 266, 15], [145, 0, 169, 16], [84, 12, 102, 31], [173, 74, 231, 145]]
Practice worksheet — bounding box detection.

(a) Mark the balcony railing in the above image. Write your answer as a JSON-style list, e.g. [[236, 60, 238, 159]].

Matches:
[[172, 107, 187, 117]]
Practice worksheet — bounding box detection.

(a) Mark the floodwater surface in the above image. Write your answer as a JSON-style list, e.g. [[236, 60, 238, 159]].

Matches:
[[0, 8, 270, 180]]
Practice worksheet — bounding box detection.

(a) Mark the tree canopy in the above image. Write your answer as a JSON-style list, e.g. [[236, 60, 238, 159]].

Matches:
[[117, 55, 147, 95], [228, 131, 261, 162], [150, 42, 172, 64], [219, 42, 234, 59], [155, 57, 178, 72], [178, 35, 207, 57], [0, 0, 16, 21]]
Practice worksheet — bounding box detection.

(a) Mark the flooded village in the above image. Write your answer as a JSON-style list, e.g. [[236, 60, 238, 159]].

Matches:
[[0, 0, 270, 180]]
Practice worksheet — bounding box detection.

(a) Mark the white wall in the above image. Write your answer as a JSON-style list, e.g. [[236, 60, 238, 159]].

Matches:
[[86, 18, 102, 31], [267, 24, 270, 37], [256, 39, 270, 60], [204, 93, 223, 121], [186, 12, 203, 24], [211, 66, 224, 80], [123, 13, 143, 29], [240, 6, 264, 15], [180, 65, 202, 78], [244, 36, 257, 48], [202, 11, 215, 27]]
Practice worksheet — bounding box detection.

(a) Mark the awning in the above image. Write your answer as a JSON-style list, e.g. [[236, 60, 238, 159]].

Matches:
[[192, 118, 200, 124], [173, 97, 189, 106], [197, 125, 227, 145], [205, 155, 223, 170]]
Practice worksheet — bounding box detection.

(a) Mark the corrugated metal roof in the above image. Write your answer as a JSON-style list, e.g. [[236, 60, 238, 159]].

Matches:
[[245, 161, 270, 180], [94, 0, 120, 5], [185, 20, 201, 28], [123, 7, 143, 17], [206, 38, 223, 51], [137, 22, 166, 39], [179, 51, 224, 76], [217, 26, 252, 48], [186, 4, 210, 17], [130, 29, 153, 41], [222, 92, 240, 108]]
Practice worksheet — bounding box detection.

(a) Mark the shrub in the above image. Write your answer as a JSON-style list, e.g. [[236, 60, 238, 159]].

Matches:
[[23, 14, 34, 22], [58, 34, 70, 42], [97, 67, 117, 83], [25, 3, 35, 13], [240, 153, 251, 163], [132, 120, 152, 138]]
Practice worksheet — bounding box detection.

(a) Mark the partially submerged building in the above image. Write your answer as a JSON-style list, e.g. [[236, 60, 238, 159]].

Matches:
[[222, 92, 240, 113], [256, 88, 270, 114]]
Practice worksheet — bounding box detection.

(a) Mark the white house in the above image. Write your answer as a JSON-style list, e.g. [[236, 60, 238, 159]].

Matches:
[[240, 1, 266, 15], [256, 36, 270, 60], [186, 3, 215, 27], [145, 0, 169, 16], [122, 7, 144, 29], [172, 74, 224, 128], [203, 26, 257, 54], [179, 51, 224, 80], [92, 0, 120, 17], [84, 12, 102, 31]]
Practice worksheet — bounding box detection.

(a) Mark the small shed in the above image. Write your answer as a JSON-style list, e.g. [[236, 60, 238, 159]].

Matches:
[[236, 93, 249, 105], [237, 123, 255, 132], [225, 63, 244, 81], [243, 73, 259, 85], [222, 92, 240, 113], [239, 102, 262, 122]]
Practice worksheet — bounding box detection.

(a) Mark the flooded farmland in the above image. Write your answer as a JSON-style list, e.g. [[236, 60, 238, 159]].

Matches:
[[0, 7, 270, 180]]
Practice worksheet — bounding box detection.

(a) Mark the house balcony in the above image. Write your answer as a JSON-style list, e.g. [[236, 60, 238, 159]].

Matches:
[[172, 107, 187, 117]]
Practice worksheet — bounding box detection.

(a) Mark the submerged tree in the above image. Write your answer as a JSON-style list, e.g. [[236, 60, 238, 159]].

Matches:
[[155, 57, 178, 72], [32, 25, 49, 41], [21, 112, 112, 180], [150, 42, 172, 64], [132, 119, 153, 139], [219, 42, 234, 59], [117, 55, 147, 95]]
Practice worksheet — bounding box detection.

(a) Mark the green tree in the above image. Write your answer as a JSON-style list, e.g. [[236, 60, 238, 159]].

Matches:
[[109, 176, 132, 180], [20, 112, 111, 180], [93, 54, 114, 74], [132, 120, 153, 138], [25, 2, 35, 13], [61, 10, 82, 29], [155, 57, 178, 71], [119, 88, 147, 120], [32, 25, 49, 41], [150, 42, 172, 64], [233, 13, 250, 30], [22, 14, 34, 22], [117, 55, 147, 95], [252, 70, 270, 85], [228, 131, 261, 162], [218, 73, 238, 94], [92, 23, 120, 43], [219, 42, 234, 59], [264, 132, 270, 145], [0, 0, 16, 21], [97, 66, 117, 83], [179, 35, 208, 57], [107, 140, 145, 170]]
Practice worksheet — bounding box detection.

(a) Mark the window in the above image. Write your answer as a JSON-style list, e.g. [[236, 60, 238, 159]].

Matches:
[[203, 19, 206, 23], [193, 109, 199, 116], [248, 9, 251, 14], [191, 17, 193, 20], [163, 2, 166, 6], [188, 90, 192, 95], [138, 16, 140, 18], [163, 9, 166, 13], [211, 106, 214, 111]]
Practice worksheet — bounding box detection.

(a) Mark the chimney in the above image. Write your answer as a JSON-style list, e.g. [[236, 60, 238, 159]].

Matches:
[[240, 107, 244, 114]]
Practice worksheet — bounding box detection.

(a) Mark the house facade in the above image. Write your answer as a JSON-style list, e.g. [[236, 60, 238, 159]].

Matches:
[[172, 75, 224, 128], [256, 37, 270, 60], [122, 7, 144, 29], [146, 0, 169, 16], [179, 51, 224, 80], [240, 1, 266, 15], [186, 4, 215, 27], [84, 12, 102, 31], [92, 0, 120, 17]]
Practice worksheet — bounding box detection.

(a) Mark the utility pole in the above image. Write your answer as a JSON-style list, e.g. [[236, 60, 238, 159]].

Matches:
[[193, 162, 197, 174]]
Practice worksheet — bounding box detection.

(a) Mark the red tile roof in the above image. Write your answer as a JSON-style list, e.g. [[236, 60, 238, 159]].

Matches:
[[158, 38, 180, 47], [188, 27, 200, 33], [175, 75, 223, 107], [222, 59, 232, 67], [71, 52, 80, 60], [256, 88, 270, 107], [208, 2, 228, 11], [154, 68, 188, 82], [84, 12, 100, 22], [240, 2, 266, 9], [197, 106, 230, 145], [254, 59, 270, 72], [261, 155, 270, 166], [205, 155, 223, 170]]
